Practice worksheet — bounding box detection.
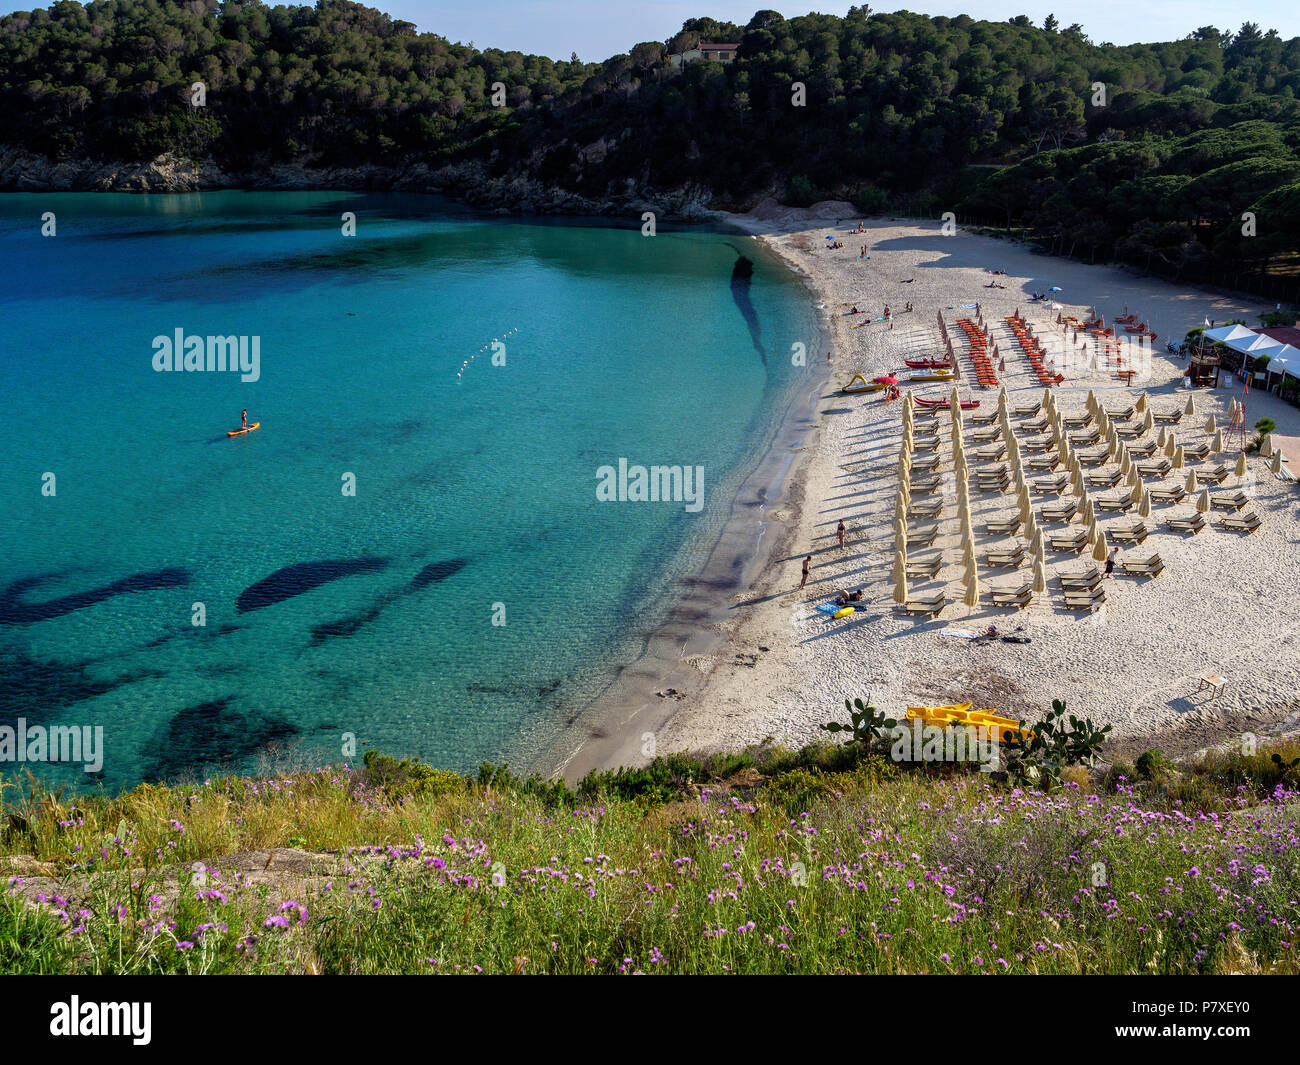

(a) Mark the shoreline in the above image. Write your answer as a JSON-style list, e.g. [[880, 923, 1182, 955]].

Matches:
[[552, 201, 1300, 778], [535, 230, 835, 782]]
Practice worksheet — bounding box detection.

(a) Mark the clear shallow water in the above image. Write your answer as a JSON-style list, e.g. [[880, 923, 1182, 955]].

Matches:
[[0, 192, 816, 790]]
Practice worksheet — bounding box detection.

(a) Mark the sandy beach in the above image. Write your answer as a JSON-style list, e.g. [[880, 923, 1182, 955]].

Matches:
[[619, 201, 1300, 768]]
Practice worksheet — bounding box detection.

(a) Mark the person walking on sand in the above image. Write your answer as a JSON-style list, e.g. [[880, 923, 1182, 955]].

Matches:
[[837, 519, 846, 550], [1105, 546, 1119, 579], [800, 555, 812, 590]]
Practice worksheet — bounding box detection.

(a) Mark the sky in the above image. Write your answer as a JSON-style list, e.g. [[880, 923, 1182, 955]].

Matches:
[[371, 1, 1300, 60], [2, 1, 1295, 59]]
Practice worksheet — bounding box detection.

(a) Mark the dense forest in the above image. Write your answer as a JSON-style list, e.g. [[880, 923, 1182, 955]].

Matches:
[[2, 2, 1298, 291]]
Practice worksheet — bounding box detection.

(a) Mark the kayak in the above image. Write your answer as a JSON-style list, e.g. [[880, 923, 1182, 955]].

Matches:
[[228, 422, 260, 437], [904, 358, 952, 369]]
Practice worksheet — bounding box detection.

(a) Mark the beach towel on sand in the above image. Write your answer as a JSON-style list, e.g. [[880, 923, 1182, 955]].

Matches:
[[940, 630, 982, 639]]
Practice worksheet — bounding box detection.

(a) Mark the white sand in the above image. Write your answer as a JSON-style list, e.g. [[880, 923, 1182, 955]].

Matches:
[[655, 202, 1300, 760]]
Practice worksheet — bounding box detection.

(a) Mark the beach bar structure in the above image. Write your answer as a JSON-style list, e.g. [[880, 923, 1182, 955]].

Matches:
[[1200, 324, 1300, 394]]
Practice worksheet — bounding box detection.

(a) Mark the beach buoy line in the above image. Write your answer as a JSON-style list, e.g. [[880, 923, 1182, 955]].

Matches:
[[457, 326, 519, 380]]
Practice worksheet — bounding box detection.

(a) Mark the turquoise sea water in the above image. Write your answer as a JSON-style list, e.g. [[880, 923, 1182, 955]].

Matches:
[[0, 192, 817, 790]]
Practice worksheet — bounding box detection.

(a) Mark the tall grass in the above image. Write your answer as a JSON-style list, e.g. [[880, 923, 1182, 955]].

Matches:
[[4, 742, 1298, 975]]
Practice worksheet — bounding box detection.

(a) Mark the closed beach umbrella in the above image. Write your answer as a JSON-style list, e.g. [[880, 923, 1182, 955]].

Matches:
[[1172, 445, 1185, 469], [1205, 413, 1217, 434], [1143, 409, 1155, 432], [892, 547, 907, 584], [1135, 393, 1148, 414], [1184, 393, 1196, 416], [1156, 427, 1168, 449], [1211, 429, 1223, 454], [1030, 527, 1044, 559], [1164, 434, 1177, 458], [1042, 387, 1052, 407], [1138, 490, 1151, 519], [1119, 450, 1132, 477], [1228, 398, 1238, 418], [963, 570, 980, 609], [893, 571, 909, 604], [1185, 469, 1197, 493], [1235, 451, 1248, 479], [1261, 434, 1274, 458], [1195, 489, 1210, 514], [1024, 510, 1039, 543], [1017, 490, 1033, 526], [1126, 466, 1139, 488], [1032, 554, 1047, 594], [1130, 477, 1144, 504], [1092, 527, 1109, 562], [1272, 449, 1286, 476], [1086, 389, 1097, 413]]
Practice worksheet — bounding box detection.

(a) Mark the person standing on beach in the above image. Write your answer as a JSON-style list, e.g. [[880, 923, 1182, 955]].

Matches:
[[837, 520, 846, 550], [800, 555, 811, 590], [1105, 546, 1119, 578]]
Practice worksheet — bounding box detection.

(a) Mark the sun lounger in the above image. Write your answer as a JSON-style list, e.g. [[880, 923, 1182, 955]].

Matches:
[[910, 474, 941, 492], [1062, 588, 1107, 612], [905, 554, 943, 578], [971, 409, 1000, 425], [976, 443, 1007, 461], [1026, 455, 1061, 472], [976, 474, 1011, 493], [908, 498, 943, 519], [1068, 429, 1100, 447], [1020, 436, 1055, 452], [1048, 530, 1090, 553], [1111, 522, 1148, 545], [907, 524, 940, 546], [1128, 440, 1157, 458], [976, 464, 1010, 481], [1137, 459, 1171, 478], [1209, 490, 1248, 512], [1095, 494, 1134, 512], [911, 436, 941, 453], [1013, 401, 1042, 417], [1164, 512, 1206, 535], [1086, 468, 1121, 488], [1105, 405, 1135, 420], [1016, 418, 1049, 435], [984, 545, 1026, 568], [985, 517, 1022, 536], [1197, 464, 1228, 485], [1147, 484, 1185, 505], [909, 452, 941, 472], [1079, 449, 1110, 467], [1218, 511, 1262, 534], [1153, 409, 1184, 424], [1062, 414, 1093, 429], [989, 584, 1034, 610], [1183, 443, 1210, 461], [1114, 422, 1146, 438], [1040, 501, 1078, 523], [901, 595, 947, 617], [1120, 553, 1164, 579], [1032, 473, 1069, 494], [972, 425, 1002, 443], [1058, 565, 1100, 589]]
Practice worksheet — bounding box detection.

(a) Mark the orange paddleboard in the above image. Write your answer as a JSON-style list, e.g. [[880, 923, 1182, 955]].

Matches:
[[227, 422, 260, 437]]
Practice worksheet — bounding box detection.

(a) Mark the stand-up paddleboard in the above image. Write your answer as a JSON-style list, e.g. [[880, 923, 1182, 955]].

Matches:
[[228, 422, 260, 437]]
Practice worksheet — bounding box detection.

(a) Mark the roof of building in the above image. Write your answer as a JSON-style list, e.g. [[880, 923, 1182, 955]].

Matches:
[[699, 42, 740, 49], [1258, 326, 1300, 348]]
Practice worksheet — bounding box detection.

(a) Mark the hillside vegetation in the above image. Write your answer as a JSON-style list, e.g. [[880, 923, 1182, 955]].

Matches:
[[4, 733, 1299, 975], [3, 3, 1299, 289]]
